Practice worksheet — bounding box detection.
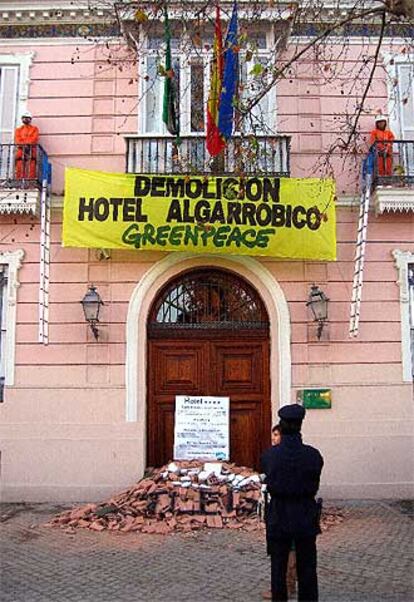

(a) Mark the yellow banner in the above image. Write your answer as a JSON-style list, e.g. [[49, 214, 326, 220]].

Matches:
[[62, 168, 336, 260]]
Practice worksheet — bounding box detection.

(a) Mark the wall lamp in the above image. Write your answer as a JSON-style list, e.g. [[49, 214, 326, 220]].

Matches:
[[81, 285, 104, 341], [306, 284, 329, 340]]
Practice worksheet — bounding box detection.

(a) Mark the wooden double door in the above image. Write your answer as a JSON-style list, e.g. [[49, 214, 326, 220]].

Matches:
[[147, 332, 271, 469]]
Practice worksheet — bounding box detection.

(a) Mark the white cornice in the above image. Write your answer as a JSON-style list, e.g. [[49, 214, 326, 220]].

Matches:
[[373, 188, 414, 215], [0, 190, 40, 215], [0, 38, 97, 47], [0, 1, 391, 27]]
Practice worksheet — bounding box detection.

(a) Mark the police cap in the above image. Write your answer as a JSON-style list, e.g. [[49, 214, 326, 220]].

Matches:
[[278, 403, 306, 422]]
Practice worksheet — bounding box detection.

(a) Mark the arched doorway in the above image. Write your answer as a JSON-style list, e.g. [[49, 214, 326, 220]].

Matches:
[[147, 267, 271, 469]]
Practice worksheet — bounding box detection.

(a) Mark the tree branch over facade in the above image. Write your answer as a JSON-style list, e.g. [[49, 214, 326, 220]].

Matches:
[[71, 0, 413, 178]]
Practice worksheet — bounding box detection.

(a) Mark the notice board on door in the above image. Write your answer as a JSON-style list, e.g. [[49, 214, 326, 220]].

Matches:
[[173, 395, 230, 461]]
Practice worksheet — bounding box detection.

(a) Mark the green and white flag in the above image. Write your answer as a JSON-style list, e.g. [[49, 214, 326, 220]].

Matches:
[[162, 7, 179, 136]]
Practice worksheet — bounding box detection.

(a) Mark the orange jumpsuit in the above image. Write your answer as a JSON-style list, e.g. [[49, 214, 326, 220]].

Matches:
[[14, 124, 40, 179], [368, 127, 394, 176]]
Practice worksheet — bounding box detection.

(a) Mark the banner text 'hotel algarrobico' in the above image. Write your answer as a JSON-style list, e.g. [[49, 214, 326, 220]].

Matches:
[[62, 168, 336, 260]]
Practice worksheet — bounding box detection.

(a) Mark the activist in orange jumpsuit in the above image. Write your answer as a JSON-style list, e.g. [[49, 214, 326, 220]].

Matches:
[[368, 114, 395, 177], [14, 111, 39, 180]]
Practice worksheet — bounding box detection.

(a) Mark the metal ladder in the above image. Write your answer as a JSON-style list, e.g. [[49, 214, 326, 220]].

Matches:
[[38, 157, 51, 344], [349, 157, 373, 337]]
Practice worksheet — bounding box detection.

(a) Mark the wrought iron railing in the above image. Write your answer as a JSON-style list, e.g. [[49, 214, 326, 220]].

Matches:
[[372, 139, 414, 187], [0, 143, 50, 189], [126, 134, 291, 176]]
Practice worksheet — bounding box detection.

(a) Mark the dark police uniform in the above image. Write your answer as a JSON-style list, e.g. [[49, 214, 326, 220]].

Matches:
[[261, 404, 324, 602]]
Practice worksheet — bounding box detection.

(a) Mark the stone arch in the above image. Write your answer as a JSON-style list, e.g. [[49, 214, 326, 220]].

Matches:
[[125, 253, 291, 477]]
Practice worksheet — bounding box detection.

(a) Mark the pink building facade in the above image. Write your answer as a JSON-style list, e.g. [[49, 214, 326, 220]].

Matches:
[[0, 2, 413, 501]]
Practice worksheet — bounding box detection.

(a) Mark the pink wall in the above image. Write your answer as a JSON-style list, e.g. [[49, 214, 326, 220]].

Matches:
[[5, 41, 394, 195], [1, 208, 412, 391], [0, 38, 413, 500]]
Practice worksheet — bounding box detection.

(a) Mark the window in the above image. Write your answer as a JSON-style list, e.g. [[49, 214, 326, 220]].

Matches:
[[393, 249, 414, 382], [0, 65, 19, 179], [0, 53, 34, 179], [385, 53, 414, 175], [395, 62, 414, 142], [139, 29, 275, 137], [395, 60, 414, 173], [0, 250, 24, 399], [0, 66, 19, 144]]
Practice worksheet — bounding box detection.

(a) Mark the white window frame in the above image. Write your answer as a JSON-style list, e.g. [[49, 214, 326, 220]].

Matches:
[[137, 28, 277, 137], [393, 249, 414, 382], [0, 249, 24, 388], [0, 52, 35, 123]]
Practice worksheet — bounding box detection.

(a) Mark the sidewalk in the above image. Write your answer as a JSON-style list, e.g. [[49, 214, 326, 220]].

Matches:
[[0, 500, 412, 602]]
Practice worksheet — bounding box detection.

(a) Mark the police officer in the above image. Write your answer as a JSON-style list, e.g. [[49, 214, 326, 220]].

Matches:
[[261, 404, 324, 602]]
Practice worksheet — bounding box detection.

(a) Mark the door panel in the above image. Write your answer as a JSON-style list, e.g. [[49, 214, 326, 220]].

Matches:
[[156, 404, 176, 469], [212, 342, 264, 393], [151, 341, 206, 395], [147, 336, 270, 469], [147, 341, 208, 467], [211, 340, 270, 468], [230, 404, 260, 469]]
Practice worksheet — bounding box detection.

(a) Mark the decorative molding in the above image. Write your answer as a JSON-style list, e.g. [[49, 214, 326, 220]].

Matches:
[[393, 249, 414, 382], [125, 254, 292, 478], [0, 249, 25, 387], [336, 194, 360, 207], [0, 23, 120, 40], [0, 3, 412, 40], [373, 188, 414, 215], [0, 189, 40, 215]]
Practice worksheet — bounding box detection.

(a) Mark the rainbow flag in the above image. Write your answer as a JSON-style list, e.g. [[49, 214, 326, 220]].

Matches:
[[206, 5, 224, 157], [217, 1, 238, 143]]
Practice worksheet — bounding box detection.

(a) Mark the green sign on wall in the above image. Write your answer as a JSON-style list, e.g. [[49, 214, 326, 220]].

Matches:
[[297, 389, 332, 409]]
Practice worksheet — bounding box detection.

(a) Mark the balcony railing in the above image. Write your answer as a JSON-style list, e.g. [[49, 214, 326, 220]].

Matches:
[[126, 135, 291, 176], [372, 139, 414, 187], [0, 143, 50, 190]]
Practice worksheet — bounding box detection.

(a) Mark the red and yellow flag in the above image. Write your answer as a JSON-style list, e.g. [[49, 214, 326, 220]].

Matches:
[[206, 5, 225, 157]]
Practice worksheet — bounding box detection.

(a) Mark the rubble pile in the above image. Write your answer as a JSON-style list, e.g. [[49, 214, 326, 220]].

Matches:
[[45, 460, 344, 535], [46, 460, 264, 534]]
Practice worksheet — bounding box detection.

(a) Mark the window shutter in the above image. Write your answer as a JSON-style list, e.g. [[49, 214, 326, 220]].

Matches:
[[0, 66, 19, 144], [144, 56, 167, 135]]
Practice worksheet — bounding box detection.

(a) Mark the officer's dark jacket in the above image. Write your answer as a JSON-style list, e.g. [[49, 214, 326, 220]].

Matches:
[[261, 433, 324, 540]]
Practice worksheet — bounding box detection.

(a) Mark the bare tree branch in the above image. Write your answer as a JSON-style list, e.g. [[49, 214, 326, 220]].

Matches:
[[343, 8, 387, 149], [241, 4, 386, 116]]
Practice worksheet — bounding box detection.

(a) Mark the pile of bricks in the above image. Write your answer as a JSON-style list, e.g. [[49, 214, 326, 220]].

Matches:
[[46, 460, 344, 535], [45, 460, 265, 534]]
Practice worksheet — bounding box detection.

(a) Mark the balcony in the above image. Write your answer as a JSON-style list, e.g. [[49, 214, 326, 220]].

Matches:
[[0, 144, 50, 214], [125, 134, 291, 177], [372, 140, 414, 214]]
